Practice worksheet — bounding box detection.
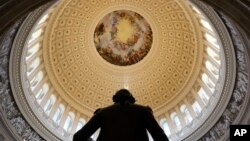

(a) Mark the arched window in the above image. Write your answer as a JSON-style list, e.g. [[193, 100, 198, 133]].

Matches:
[[205, 33, 219, 49], [36, 83, 49, 103], [163, 121, 171, 136], [205, 60, 219, 77], [202, 73, 215, 91], [44, 95, 56, 115], [63, 112, 75, 132], [38, 14, 49, 25], [206, 46, 220, 63], [171, 112, 182, 131], [198, 88, 209, 104], [192, 101, 202, 115], [180, 105, 193, 124], [27, 57, 40, 74], [76, 118, 86, 131], [26, 43, 41, 60], [28, 28, 43, 44], [160, 118, 171, 136], [30, 71, 43, 89], [35, 89, 42, 97], [200, 19, 213, 32], [191, 4, 201, 14], [53, 104, 65, 124]]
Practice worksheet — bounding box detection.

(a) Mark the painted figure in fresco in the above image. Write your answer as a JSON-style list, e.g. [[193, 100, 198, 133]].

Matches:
[[94, 10, 153, 66], [73, 89, 169, 141]]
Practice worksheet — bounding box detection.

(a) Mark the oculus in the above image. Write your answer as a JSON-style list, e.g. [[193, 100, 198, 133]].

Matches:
[[94, 10, 153, 66]]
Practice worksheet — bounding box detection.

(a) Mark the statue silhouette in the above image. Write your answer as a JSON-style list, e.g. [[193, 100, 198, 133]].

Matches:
[[73, 89, 169, 141]]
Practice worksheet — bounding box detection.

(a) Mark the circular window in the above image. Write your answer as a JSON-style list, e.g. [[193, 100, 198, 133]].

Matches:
[[94, 10, 153, 66]]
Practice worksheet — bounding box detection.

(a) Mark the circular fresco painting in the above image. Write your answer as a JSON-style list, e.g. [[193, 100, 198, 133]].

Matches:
[[94, 10, 153, 66]]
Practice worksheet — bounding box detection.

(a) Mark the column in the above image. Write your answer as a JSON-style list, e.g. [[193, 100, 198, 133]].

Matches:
[[39, 86, 54, 108], [58, 105, 71, 135], [71, 113, 81, 134], [202, 67, 217, 85], [205, 41, 220, 54], [198, 78, 213, 97], [175, 106, 186, 127], [26, 50, 42, 65], [165, 113, 176, 134], [204, 54, 220, 68], [191, 89, 205, 108], [183, 99, 196, 118], [27, 64, 44, 80], [49, 96, 62, 119], [32, 76, 48, 94]]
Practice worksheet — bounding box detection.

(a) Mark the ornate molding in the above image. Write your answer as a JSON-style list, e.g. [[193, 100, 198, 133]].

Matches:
[[0, 17, 45, 141], [8, 2, 62, 141], [0, 1, 60, 141], [182, 1, 238, 141], [198, 12, 250, 141]]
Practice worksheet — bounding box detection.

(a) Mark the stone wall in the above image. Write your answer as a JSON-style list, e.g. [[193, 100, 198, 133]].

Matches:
[[0, 17, 45, 141], [198, 12, 250, 141]]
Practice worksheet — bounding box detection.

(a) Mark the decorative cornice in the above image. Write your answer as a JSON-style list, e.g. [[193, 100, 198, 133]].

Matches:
[[0, 16, 45, 141], [182, 1, 238, 140], [5, 1, 61, 141], [188, 1, 250, 141], [198, 11, 250, 141]]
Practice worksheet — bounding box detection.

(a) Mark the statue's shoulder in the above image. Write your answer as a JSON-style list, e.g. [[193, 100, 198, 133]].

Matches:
[[94, 108, 102, 114], [133, 104, 153, 112], [145, 106, 153, 111]]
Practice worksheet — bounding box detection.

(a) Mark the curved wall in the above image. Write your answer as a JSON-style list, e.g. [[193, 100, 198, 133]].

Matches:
[[0, 0, 250, 141]]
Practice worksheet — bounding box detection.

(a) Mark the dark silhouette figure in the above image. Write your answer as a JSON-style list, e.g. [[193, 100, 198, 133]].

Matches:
[[73, 89, 169, 141]]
